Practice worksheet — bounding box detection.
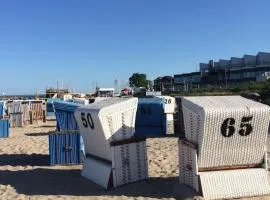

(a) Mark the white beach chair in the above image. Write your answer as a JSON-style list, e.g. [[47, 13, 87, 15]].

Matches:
[[156, 96, 176, 134], [179, 96, 270, 199], [156, 95, 176, 114], [74, 97, 148, 189]]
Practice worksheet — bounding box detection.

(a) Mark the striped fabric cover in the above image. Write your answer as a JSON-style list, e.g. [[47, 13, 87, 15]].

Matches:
[[53, 101, 81, 131], [0, 119, 9, 138], [7, 102, 23, 114], [7, 102, 30, 127], [21, 104, 30, 124], [49, 132, 81, 165], [0, 102, 4, 119], [9, 113, 24, 128], [46, 98, 61, 113], [53, 101, 80, 113], [135, 98, 167, 137], [181, 96, 270, 168], [135, 98, 165, 126], [53, 101, 85, 162], [55, 111, 79, 130], [30, 102, 43, 121], [46, 102, 54, 113]]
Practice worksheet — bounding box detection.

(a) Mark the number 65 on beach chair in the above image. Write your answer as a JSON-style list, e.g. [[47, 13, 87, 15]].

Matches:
[[179, 96, 270, 200]]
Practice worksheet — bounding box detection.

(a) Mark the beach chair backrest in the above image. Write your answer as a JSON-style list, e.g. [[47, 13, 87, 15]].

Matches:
[[182, 96, 270, 168], [53, 101, 81, 131], [75, 98, 138, 161]]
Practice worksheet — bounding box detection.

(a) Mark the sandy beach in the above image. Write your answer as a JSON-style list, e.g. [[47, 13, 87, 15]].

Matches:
[[0, 119, 270, 200]]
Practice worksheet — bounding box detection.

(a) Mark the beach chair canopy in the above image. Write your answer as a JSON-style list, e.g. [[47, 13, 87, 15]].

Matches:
[[181, 95, 270, 168], [75, 97, 138, 162]]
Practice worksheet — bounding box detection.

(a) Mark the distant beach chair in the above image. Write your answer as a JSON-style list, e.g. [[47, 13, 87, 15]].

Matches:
[[134, 96, 176, 137], [0, 119, 9, 138]]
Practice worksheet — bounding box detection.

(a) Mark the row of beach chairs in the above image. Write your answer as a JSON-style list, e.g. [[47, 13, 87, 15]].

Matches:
[[48, 95, 270, 199], [2, 95, 269, 199]]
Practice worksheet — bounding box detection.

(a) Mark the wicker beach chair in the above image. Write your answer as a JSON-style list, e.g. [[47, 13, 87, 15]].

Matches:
[[75, 97, 148, 189], [180, 96, 270, 199]]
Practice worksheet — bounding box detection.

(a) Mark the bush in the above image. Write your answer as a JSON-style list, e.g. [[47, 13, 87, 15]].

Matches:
[[169, 79, 270, 100]]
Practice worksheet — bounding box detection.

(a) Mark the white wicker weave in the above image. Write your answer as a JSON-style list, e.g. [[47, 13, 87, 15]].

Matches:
[[9, 113, 24, 127], [181, 96, 270, 168], [179, 140, 270, 199], [75, 98, 148, 189], [81, 141, 148, 189], [74, 98, 138, 161], [199, 168, 270, 200], [178, 140, 199, 192], [73, 97, 89, 105], [111, 141, 148, 187], [7, 102, 22, 114], [94, 97, 112, 103], [166, 113, 174, 134], [180, 96, 270, 199]]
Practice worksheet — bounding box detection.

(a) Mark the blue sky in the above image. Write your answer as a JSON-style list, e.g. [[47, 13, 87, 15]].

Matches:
[[0, 0, 270, 94]]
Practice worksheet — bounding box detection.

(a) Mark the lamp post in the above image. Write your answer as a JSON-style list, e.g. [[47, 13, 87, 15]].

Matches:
[[170, 77, 173, 92], [225, 67, 228, 88]]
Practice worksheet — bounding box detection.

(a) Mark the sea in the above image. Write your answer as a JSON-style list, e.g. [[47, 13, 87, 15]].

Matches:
[[0, 94, 47, 100]]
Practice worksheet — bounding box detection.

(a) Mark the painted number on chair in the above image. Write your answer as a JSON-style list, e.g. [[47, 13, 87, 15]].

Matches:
[[221, 116, 253, 137], [141, 106, 151, 115], [81, 112, 95, 129], [164, 99, 171, 104]]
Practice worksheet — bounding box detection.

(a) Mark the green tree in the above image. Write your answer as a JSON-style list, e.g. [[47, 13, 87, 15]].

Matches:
[[129, 73, 149, 88], [260, 79, 270, 99]]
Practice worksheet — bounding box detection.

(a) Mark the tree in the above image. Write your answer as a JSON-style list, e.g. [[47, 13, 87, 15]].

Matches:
[[260, 79, 270, 100], [129, 73, 149, 88]]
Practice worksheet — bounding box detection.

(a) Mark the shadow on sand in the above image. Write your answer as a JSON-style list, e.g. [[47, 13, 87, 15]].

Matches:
[[0, 154, 50, 166], [38, 125, 56, 128], [25, 131, 56, 137], [0, 168, 196, 199], [46, 118, 56, 122]]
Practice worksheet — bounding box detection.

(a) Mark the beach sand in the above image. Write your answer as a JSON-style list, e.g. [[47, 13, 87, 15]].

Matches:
[[0, 119, 270, 200]]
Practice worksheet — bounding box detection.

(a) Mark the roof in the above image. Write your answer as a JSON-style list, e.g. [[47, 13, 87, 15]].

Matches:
[[97, 88, 115, 92], [182, 96, 268, 111]]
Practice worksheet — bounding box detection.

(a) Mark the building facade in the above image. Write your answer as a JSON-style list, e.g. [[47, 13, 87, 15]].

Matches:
[[199, 52, 270, 87], [154, 52, 270, 93], [153, 76, 174, 92], [174, 72, 201, 91]]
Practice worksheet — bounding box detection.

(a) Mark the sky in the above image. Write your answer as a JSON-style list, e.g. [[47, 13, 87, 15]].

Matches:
[[0, 0, 270, 94]]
